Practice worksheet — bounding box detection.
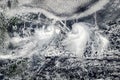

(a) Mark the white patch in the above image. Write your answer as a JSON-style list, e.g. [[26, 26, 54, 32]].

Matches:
[[62, 23, 91, 58], [62, 22, 109, 58], [4, 0, 109, 20], [0, 25, 60, 59]]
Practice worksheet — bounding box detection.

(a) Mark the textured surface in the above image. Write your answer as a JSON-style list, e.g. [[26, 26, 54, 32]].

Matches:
[[0, 0, 120, 80]]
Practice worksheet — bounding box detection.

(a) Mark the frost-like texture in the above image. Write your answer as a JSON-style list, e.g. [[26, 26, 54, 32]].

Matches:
[[0, 0, 120, 80]]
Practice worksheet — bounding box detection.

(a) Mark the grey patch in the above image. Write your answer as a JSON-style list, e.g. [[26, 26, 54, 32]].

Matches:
[[75, 0, 99, 13]]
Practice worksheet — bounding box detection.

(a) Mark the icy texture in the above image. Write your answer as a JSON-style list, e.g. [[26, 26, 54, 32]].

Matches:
[[0, 0, 120, 80]]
